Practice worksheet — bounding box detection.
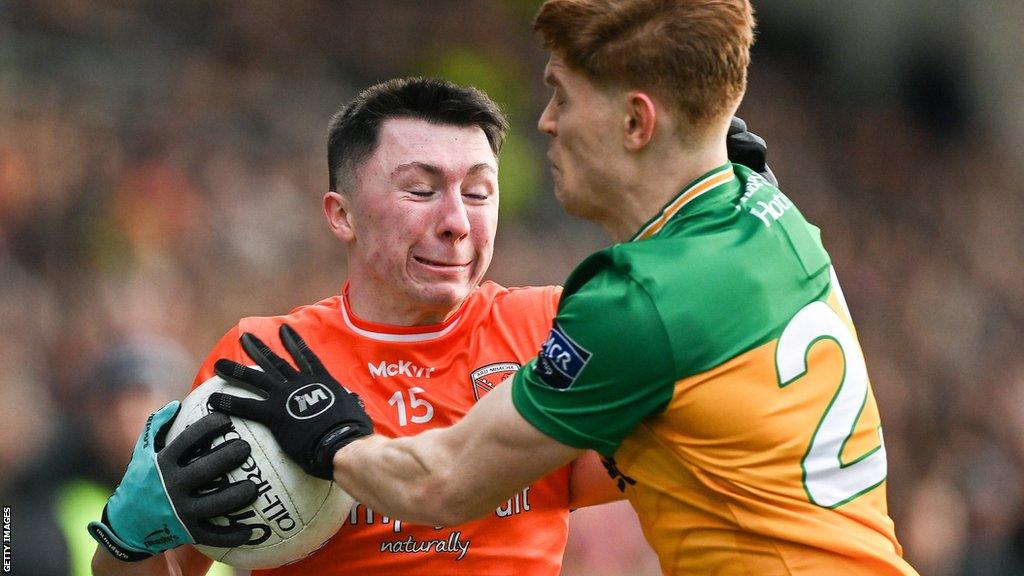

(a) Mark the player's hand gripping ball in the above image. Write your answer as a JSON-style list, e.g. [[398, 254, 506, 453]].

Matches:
[[209, 324, 374, 480], [164, 372, 356, 569], [88, 403, 257, 562]]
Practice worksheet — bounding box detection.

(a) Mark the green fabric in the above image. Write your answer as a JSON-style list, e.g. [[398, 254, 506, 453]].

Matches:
[[512, 163, 833, 456], [513, 260, 677, 456]]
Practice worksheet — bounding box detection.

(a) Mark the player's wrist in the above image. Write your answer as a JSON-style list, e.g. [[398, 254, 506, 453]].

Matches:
[[311, 422, 374, 479], [87, 402, 195, 560], [88, 510, 155, 563]]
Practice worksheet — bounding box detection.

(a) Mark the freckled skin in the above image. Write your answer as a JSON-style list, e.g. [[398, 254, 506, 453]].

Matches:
[[329, 118, 500, 326], [537, 54, 629, 223]]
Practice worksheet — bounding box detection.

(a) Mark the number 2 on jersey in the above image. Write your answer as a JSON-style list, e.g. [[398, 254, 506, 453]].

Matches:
[[387, 387, 435, 426], [776, 300, 887, 508]]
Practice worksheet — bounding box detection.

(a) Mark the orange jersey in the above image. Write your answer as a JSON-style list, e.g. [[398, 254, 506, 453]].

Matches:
[[193, 281, 568, 576]]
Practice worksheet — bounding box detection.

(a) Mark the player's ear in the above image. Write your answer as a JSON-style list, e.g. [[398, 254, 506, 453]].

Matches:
[[623, 91, 657, 152], [324, 191, 356, 242]]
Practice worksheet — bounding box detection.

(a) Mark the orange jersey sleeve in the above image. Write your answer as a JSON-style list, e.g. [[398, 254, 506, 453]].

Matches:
[[192, 282, 569, 575]]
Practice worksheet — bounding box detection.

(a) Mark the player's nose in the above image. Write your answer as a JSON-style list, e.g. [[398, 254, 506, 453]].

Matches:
[[538, 100, 557, 137], [436, 191, 471, 240]]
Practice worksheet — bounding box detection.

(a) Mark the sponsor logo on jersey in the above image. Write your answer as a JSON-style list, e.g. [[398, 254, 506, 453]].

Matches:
[[737, 171, 771, 205], [349, 502, 473, 560], [286, 383, 336, 419], [350, 486, 533, 562], [368, 360, 437, 379], [736, 173, 794, 228], [469, 362, 520, 401], [534, 324, 591, 390], [379, 531, 472, 561], [746, 190, 794, 228]]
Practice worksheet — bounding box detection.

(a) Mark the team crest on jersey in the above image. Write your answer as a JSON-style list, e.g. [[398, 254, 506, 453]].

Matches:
[[534, 323, 591, 390], [469, 362, 520, 401]]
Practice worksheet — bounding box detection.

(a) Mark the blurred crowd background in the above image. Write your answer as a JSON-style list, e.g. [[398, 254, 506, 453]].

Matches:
[[1, 1, 1022, 575]]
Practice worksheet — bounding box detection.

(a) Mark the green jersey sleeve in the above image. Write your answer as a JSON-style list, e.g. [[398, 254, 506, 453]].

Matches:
[[511, 254, 676, 457]]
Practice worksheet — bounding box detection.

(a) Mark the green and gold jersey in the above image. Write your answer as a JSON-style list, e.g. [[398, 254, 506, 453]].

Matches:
[[512, 163, 918, 575]]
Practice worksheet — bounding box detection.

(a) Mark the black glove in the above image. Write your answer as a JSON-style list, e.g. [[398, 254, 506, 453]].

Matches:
[[727, 116, 778, 186], [88, 404, 257, 561], [209, 324, 374, 480]]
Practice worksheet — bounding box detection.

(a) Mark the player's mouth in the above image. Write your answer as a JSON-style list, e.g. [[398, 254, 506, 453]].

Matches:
[[414, 256, 471, 270]]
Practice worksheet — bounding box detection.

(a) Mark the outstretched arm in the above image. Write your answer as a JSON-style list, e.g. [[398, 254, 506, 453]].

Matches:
[[210, 324, 585, 525], [334, 382, 583, 526]]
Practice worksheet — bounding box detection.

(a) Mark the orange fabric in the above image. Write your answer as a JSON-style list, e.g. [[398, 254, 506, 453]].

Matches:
[[192, 282, 570, 575]]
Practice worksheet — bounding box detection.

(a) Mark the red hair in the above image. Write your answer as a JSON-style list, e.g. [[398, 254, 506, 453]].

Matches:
[[534, 0, 755, 127]]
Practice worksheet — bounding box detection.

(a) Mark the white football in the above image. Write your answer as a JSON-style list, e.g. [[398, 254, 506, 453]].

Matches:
[[166, 374, 353, 569]]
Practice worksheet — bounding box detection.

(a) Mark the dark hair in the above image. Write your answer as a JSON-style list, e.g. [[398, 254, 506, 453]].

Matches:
[[534, 0, 755, 127], [327, 77, 509, 192]]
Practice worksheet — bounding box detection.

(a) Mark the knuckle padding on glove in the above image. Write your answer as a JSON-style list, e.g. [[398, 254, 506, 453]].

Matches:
[[209, 392, 275, 423], [215, 358, 249, 379], [208, 392, 233, 414], [240, 333, 295, 381]]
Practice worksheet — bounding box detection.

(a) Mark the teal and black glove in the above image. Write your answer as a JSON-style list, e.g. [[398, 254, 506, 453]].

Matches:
[[727, 116, 778, 186], [88, 401, 257, 562]]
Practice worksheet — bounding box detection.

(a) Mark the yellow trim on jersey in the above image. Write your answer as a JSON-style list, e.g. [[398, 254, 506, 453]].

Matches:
[[632, 165, 736, 241]]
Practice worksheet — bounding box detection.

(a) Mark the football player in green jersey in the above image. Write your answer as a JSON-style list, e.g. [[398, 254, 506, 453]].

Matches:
[[214, 1, 919, 574]]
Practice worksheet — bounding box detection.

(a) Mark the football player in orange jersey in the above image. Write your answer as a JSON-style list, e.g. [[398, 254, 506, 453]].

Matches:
[[209, 2, 920, 575], [91, 75, 771, 575], [90, 77, 633, 576]]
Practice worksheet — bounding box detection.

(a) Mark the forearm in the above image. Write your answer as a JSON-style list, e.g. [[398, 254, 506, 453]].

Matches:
[[332, 384, 583, 526], [91, 549, 176, 576], [91, 545, 210, 576], [333, 429, 470, 526]]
